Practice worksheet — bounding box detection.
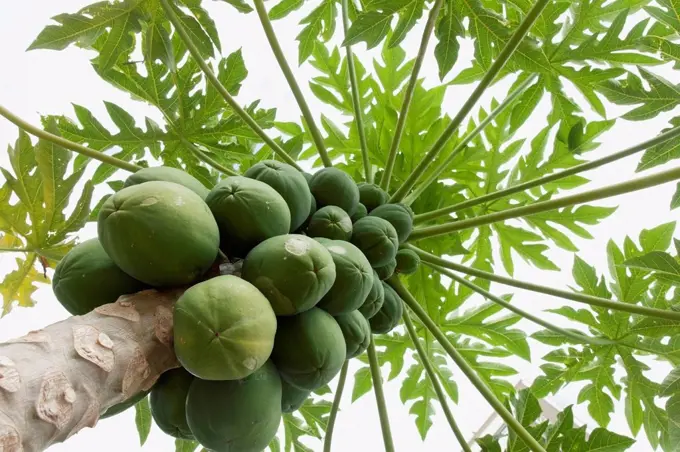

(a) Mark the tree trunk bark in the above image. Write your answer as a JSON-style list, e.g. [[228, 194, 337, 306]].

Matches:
[[0, 289, 182, 452]]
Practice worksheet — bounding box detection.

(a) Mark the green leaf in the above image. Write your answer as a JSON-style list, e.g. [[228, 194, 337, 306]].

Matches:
[[623, 251, 680, 285], [597, 69, 680, 121], [585, 428, 636, 452], [175, 439, 199, 452], [644, 0, 680, 33], [672, 183, 680, 210], [343, 11, 393, 49], [134, 397, 152, 446], [434, 0, 463, 80], [351, 366, 372, 402], [220, 0, 254, 13], [661, 367, 680, 397], [637, 117, 680, 171], [297, 0, 336, 64], [269, 0, 304, 20]]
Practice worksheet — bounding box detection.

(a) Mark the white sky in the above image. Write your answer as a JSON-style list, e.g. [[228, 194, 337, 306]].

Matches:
[[1, 1, 680, 451]]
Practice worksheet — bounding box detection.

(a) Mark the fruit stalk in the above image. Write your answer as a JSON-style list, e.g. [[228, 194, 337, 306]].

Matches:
[[0, 105, 141, 173], [381, 0, 444, 192], [409, 163, 680, 240], [409, 245, 680, 321], [389, 277, 547, 452], [0, 289, 181, 452], [389, 0, 551, 202], [158, 0, 302, 171], [252, 0, 333, 168], [341, 0, 372, 183], [367, 336, 395, 452], [414, 124, 680, 224], [323, 360, 349, 452], [402, 309, 471, 452], [403, 75, 538, 205]]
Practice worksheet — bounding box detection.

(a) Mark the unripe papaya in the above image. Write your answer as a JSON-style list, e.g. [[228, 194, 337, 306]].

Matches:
[[306, 206, 353, 241], [351, 216, 399, 268], [97, 181, 219, 287], [359, 270, 385, 320], [52, 238, 147, 315], [374, 259, 396, 281], [245, 160, 312, 232], [124, 166, 210, 199], [370, 282, 403, 334], [370, 203, 414, 243], [358, 183, 389, 212], [281, 379, 310, 413], [308, 167, 359, 215], [150, 368, 194, 440], [351, 203, 368, 222], [174, 275, 277, 381], [335, 310, 371, 358]]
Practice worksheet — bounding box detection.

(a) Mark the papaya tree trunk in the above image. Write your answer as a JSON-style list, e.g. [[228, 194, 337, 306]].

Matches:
[[0, 289, 182, 452]]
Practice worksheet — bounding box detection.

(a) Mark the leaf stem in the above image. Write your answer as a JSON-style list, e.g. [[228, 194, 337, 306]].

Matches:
[[252, 0, 332, 168], [381, 0, 444, 192], [402, 309, 472, 452], [415, 124, 680, 224], [389, 0, 550, 203], [367, 336, 395, 452], [403, 76, 538, 206], [0, 105, 141, 172], [323, 360, 349, 452], [159, 0, 302, 171], [0, 247, 32, 253], [341, 0, 372, 182], [408, 245, 680, 321], [389, 0, 551, 202], [425, 262, 616, 346], [388, 277, 546, 452], [409, 164, 680, 240], [180, 137, 239, 176]]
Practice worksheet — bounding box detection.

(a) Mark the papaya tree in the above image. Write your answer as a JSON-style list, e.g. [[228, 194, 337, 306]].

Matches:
[[2, 0, 680, 451]]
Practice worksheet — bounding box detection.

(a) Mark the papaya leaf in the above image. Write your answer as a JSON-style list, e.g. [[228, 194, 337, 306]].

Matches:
[[134, 398, 152, 446], [0, 127, 93, 315]]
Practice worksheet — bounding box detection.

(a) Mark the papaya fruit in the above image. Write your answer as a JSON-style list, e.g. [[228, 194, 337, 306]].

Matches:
[[335, 310, 371, 358], [316, 240, 373, 315], [370, 282, 403, 334], [97, 181, 220, 287], [281, 378, 310, 413], [308, 168, 359, 215], [101, 390, 150, 419], [306, 206, 353, 241], [124, 166, 210, 199], [297, 195, 317, 233], [271, 308, 346, 391], [185, 361, 282, 452], [374, 259, 396, 281], [241, 234, 336, 316], [245, 160, 312, 232], [174, 275, 277, 381], [358, 270, 385, 320], [150, 368, 194, 440], [358, 183, 389, 212], [369, 203, 414, 243], [205, 176, 291, 256], [395, 249, 421, 275], [351, 203, 368, 222], [52, 238, 148, 315], [350, 216, 399, 268]]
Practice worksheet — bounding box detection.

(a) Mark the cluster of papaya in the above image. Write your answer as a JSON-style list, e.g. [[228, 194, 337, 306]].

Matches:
[[51, 161, 421, 451]]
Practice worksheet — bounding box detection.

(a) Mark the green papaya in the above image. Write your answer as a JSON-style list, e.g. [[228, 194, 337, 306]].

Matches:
[[150, 368, 194, 439], [351, 203, 368, 222], [374, 259, 396, 281], [369, 203, 414, 243], [350, 216, 399, 268], [52, 238, 148, 315], [358, 183, 389, 212], [308, 168, 359, 215], [101, 390, 150, 419], [370, 282, 403, 334], [205, 176, 291, 256], [359, 271, 385, 320], [303, 172, 314, 185], [335, 311, 371, 358], [245, 160, 312, 232], [124, 166, 210, 199], [241, 235, 336, 316], [395, 249, 421, 275], [271, 308, 346, 391], [97, 181, 220, 287], [297, 195, 317, 233], [174, 275, 277, 381], [281, 379, 310, 413], [316, 240, 373, 315], [306, 206, 353, 241], [186, 361, 282, 452]]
